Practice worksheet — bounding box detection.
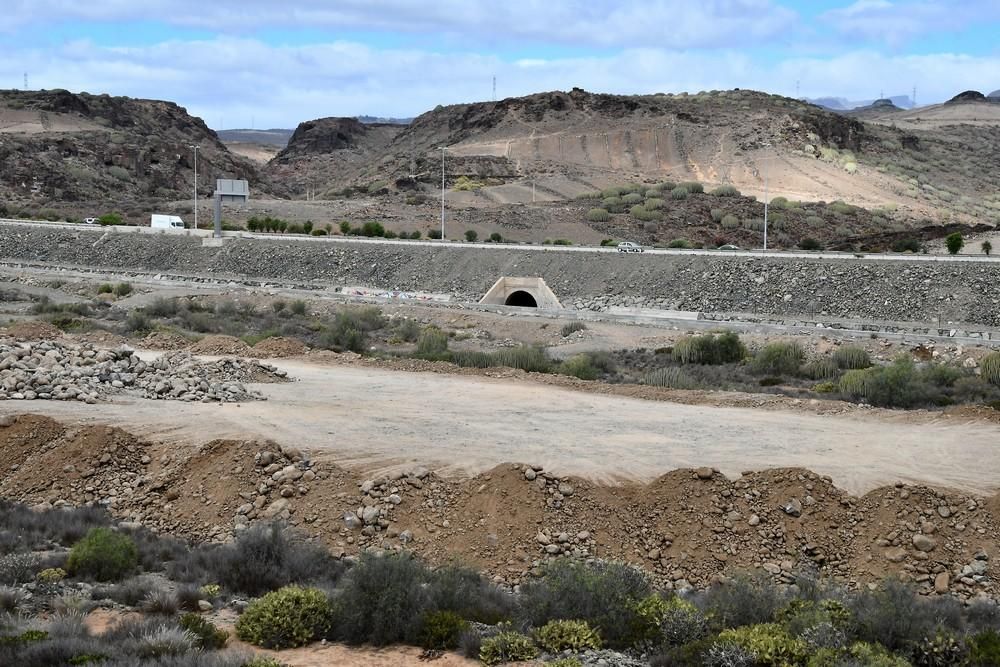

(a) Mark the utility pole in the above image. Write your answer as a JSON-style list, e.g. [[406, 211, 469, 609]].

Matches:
[[23, 73, 27, 90], [191, 145, 199, 229], [762, 145, 771, 252], [439, 146, 446, 240], [492, 76, 496, 101]]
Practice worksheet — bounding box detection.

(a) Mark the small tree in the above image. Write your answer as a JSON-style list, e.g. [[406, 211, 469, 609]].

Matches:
[[465, 229, 478, 242], [489, 232, 502, 243], [428, 229, 443, 239], [945, 232, 964, 255], [303, 221, 313, 234], [339, 220, 351, 235], [983, 240, 993, 256]]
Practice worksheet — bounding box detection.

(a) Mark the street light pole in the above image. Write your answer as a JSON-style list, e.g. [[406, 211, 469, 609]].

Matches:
[[762, 144, 771, 251], [439, 146, 446, 240], [191, 145, 199, 230]]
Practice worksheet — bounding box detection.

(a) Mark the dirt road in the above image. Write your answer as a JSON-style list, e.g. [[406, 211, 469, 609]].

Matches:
[[2, 358, 998, 495]]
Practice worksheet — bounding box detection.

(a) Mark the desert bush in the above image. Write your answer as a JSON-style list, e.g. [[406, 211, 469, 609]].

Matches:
[[799, 237, 822, 251], [289, 300, 307, 316], [420, 610, 469, 650], [622, 192, 644, 206], [912, 630, 968, 667], [114, 282, 132, 297], [721, 214, 740, 229], [981, 352, 1000, 386], [332, 551, 429, 646], [699, 573, 788, 630], [602, 197, 624, 213], [0, 553, 36, 585], [393, 319, 422, 343], [493, 346, 551, 373], [968, 629, 1000, 666], [837, 357, 960, 408], [361, 221, 385, 237], [672, 332, 745, 365], [489, 232, 502, 242], [92, 576, 157, 606], [448, 350, 494, 369], [750, 342, 804, 376], [832, 346, 871, 370], [427, 228, 443, 239], [710, 185, 740, 197], [194, 522, 342, 597], [534, 619, 602, 653], [464, 229, 478, 242], [668, 238, 692, 248], [802, 357, 840, 381], [320, 307, 386, 353], [561, 321, 587, 337], [630, 205, 659, 222], [680, 181, 704, 193], [0, 587, 21, 612], [983, 241, 993, 256], [311, 228, 328, 236], [643, 367, 699, 390], [236, 585, 333, 649], [178, 613, 227, 650], [710, 208, 725, 222], [645, 197, 666, 210], [98, 283, 113, 294], [108, 166, 131, 181], [415, 328, 449, 356], [717, 623, 809, 666], [479, 631, 538, 666], [945, 232, 964, 255], [141, 589, 179, 616], [892, 238, 922, 253], [557, 354, 600, 380], [520, 559, 652, 649], [98, 213, 122, 226], [547, 659, 584, 667], [67, 528, 137, 582], [587, 208, 611, 222], [670, 186, 689, 200], [849, 578, 956, 652]]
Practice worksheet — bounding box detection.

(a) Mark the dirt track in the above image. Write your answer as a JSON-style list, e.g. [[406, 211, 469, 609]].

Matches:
[[2, 356, 998, 495]]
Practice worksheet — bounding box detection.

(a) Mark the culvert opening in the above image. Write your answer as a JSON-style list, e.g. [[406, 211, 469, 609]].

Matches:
[[504, 290, 538, 308]]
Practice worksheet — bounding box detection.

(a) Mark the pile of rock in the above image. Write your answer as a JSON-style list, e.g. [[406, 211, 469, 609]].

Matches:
[[342, 469, 430, 547], [523, 464, 575, 509], [231, 445, 318, 531], [0, 341, 285, 403]]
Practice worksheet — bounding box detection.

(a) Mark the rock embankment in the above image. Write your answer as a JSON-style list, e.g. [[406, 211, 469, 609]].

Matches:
[[2, 226, 1000, 326]]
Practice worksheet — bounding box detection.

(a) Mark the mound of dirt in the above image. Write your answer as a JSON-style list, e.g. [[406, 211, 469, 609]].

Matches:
[[948, 90, 987, 104], [250, 336, 309, 358], [189, 335, 253, 356], [1, 321, 63, 340], [1, 415, 996, 600], [142, 331, 190, 351]]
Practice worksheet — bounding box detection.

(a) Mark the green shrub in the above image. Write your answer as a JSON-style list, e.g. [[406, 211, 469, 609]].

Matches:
[[480, 631, 538, 666], [489, 232, 502, 242], [552, 239, 572, 246], [701, 574, 788, 630], [114, 282, 132, 297], [710, 185, 740, 197], [769, 196, 790, 210], [969, 629, 1000, 666], [602, 197, 624, 213], [520, 559, 652, 649], [98, 213, 122, 226], [622, 192, 644, 206], [561, 321, 587, 337], [981, 352, 1000, 386], [645, 197, 666, 210], [658, 597, 709, 647], [892, 238, 922, 253], [670, 187, 689, 200], [710, 209, 725, 222], [547, 659, 584, 667], [668, 238, 692, 248], [680, 181, 704, 194], [427, 228, 443, 239], [36, 567, 66, 583], [361, 221, 385, 237], [832, 346, 871, 370], [799, 237, 822, 251], [557, 355, 600, 380], [420, 610, 468, 650], [945, 232, 964, 255], [983, 241, 993, 256], [464, 229, 478, 242], [415, 328, 449, 357], [108, 166, 131, 181], [721, 214, 740, 229], [179, 613, 228, 649], [838, 357, 958, 408], [289, 300, 307, 316], [66, 528, 137, 582], [809, 642, 910, 667], [750, 342, 804, 376], [643, 367, 699, 390], [630, 205, 659, 222], [97, 284, 113, 294], [534, 619, 602, 653], [587, 208, 611, 222], [718, 623, 809, 666], [332, 551, 429, 646], [912, 630, 968, 667], [339, 221, 351, 234], [802, 358, 839, 380], [311, 228, 328, 236], [672, 332, 745, 365], [235, 586, 333, 649], [493, 346, 551, 373], [243, 658, 285, 667]]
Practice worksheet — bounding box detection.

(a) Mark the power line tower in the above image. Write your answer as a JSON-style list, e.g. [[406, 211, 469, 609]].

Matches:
[[23, 72, 27, 90], [912, 85, 917, 109], [492, 75, 496, 101]]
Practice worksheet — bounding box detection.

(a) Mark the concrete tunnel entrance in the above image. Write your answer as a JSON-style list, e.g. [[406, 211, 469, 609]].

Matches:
[[504, 290, 538, 308], [479, 277, 563, 309]]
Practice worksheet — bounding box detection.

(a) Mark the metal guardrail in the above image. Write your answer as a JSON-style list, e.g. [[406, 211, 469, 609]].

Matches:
[[0, 218, 997, 264]]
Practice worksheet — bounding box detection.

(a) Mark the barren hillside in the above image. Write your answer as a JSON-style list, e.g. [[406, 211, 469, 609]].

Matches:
[[0, 89, 273, 214]]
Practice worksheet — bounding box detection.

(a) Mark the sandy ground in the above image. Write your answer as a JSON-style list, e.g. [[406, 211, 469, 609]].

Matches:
[[3, 356, 999, 496]]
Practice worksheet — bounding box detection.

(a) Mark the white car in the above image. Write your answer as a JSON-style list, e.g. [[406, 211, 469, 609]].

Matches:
[[84, 217, 98, 225], [617, 241, 643, 253]]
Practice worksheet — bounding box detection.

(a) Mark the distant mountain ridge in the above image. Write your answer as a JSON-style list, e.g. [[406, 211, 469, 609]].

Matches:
[[806, 95, 914, 111]]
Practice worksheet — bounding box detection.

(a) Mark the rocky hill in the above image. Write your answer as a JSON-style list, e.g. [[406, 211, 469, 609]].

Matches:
[[0, 89, 271, 216]]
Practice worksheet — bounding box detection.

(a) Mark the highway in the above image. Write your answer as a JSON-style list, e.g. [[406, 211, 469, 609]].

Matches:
[[1, 217, 997, 264]]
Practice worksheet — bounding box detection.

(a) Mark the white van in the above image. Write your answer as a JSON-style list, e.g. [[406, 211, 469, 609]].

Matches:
[[150, 214, 185, 229]]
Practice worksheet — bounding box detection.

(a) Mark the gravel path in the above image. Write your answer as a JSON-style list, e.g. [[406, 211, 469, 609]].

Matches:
[[2, 357, 999, 495]]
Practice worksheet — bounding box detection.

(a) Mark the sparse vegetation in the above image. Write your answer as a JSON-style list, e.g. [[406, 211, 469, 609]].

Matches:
[[235, 585, 334, 649], [66, 528, 137, 582], [946, 232, 965, 255]]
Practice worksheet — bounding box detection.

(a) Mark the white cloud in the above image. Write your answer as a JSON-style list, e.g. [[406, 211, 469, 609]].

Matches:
[[1, 36, 997, 127], [820, 0, 1000, 46], [2, 0, 798, 49]]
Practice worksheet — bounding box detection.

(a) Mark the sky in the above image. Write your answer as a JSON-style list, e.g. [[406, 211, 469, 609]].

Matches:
[[1, 0, 999, 128]]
